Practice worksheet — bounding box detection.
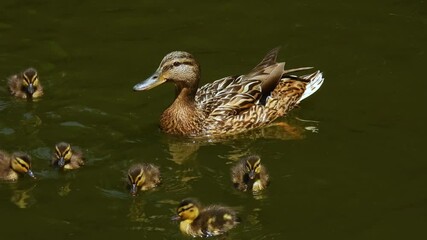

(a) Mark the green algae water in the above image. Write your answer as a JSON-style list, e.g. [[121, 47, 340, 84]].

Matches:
[[1, 0, 426, 239]]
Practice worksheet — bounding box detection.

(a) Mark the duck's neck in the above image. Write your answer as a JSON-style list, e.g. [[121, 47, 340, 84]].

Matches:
[[160, 86, 202, 136]]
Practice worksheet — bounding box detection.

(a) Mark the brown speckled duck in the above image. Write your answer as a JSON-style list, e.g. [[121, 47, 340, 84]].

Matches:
[[8, 68, 44, 99], [127, 163, 161, 196], [0, 150, 36, 181], [173, 198, 239, 237], [133, 47, 323, 137], [52, 142, 84, 170], [231, 155, 270, 192]]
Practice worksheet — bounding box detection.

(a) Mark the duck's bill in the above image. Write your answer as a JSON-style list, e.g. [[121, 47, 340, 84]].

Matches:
[[133, 71, 166, 91]]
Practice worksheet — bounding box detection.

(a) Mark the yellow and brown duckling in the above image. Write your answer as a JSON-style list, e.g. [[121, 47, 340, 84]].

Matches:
[[0, 150, 36, 181], [8, 68, 44, 99], [174, 198, 239, 237], [127, 163, 161, 196], [231, 155, 270, 192], [52, 142, 84, 170], [133, 48, 324, 137]]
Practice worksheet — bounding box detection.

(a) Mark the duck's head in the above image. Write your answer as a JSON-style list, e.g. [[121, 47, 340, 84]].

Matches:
[[10, 152, 36, 179], [21, 68, 41, 98], [127, 164, 146, 196], [244, 155, 262, 180], [53, 142, 73, 168], [133, 51, 200, 92], [174, 198, 201, 221]]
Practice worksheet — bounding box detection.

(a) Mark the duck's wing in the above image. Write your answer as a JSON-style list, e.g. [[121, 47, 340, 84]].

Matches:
[[195, 75, 262, 117], [195, 48, 285, 118]]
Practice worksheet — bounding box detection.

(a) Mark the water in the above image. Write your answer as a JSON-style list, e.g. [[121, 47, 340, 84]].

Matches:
[[1, 0, 426, 239]]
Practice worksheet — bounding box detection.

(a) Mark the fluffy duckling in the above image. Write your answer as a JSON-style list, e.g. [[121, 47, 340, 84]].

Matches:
[[231, 155, 270, 192], [8, 68, 44, 99], [127, 163, 161, 196], [0, 150, 36, 181], [174, 198, 239, 237], [52, 142, 84, 170]]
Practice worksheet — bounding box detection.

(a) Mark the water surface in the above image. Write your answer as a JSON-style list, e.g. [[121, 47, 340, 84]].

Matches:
[[1, 0, 426, 239]]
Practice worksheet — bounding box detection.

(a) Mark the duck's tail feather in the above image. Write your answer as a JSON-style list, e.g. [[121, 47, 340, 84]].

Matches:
[[297, 71, 324, 103]]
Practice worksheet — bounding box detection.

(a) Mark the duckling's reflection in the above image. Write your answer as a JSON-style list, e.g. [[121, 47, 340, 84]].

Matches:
[[127, 198, 168, 233], [57, 182, 72, 197], [128, 198, 147, 222], [9, 183, 37, 209]]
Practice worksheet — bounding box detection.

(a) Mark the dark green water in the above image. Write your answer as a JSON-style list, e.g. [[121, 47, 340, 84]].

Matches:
[[1, 0, 426, 239]]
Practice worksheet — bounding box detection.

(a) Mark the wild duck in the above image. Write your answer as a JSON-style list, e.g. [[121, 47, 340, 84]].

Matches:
[[52, 142, 84, 170], [133, 47, 323, 137], [173, 198, 239, 237], [0, 150, 36, 181], [8, 68, 44, 99], [231, 155, 269, 192], [127, 163, 161, 196]]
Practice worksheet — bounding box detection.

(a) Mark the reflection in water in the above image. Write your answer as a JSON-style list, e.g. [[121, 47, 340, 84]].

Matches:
[[58, 182, 71, 197], [162, 168, 201, 194], [165, 117, 319, 164], [128, 198, 147, 223], [128, 199, 167, 233], [166, 140, 200, 164], [9, 184, 37, 209], [22, 112, 42, 130]]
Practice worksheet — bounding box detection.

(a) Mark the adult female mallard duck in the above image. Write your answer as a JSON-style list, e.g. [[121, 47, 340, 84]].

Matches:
[[52, 142, 84, 170], [174, 198, 239, 237], [231, 155, 269, 192], [133, 47, 323, 137], [0, 150, 36, 181], [8, 68, 44, 99], [127, 163, 161, 196]]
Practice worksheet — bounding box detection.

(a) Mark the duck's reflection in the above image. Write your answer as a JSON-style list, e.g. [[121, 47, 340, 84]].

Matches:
[[164, 117, 319, 164]]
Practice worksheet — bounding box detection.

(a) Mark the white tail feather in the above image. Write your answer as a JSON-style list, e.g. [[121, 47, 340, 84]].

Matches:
[[298, 71, 324, 103]]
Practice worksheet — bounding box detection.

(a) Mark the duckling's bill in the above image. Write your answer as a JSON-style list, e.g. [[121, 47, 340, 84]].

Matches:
[[130, 183, 138, 196], [57, 157, 65, 168], [27, 169, 36, 179]]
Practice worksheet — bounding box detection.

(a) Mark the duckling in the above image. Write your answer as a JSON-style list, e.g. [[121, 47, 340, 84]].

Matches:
[[127, 163, 161, 196], [174, 198, 239, 237], [8, 68, 44, 99], [52, 142, 84, 170], [0, 150, 36, 181], [231, 155, 269, 192]]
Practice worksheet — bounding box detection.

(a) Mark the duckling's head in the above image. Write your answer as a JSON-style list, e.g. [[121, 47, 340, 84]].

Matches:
[[21, 68, 40, 98], [133, 51, 200, 92], [127, 164, 146, 196], [244, 155, 262, 180], [175, 198, 201, 221], [53, 142, 73, 168], [10, 152, 36, 179]]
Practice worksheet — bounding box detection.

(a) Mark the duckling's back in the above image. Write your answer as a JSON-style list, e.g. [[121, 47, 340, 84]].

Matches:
[[197, 205, 239, 237]]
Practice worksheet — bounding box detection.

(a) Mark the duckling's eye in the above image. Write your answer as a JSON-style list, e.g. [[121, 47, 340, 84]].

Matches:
[[22, 78, 30, 86], [173, 61, 181, 67], [32, 76, 39, 85]]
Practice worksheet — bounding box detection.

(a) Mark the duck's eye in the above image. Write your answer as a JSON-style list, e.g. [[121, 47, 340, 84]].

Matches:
[[173, 61, 181, 67]]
